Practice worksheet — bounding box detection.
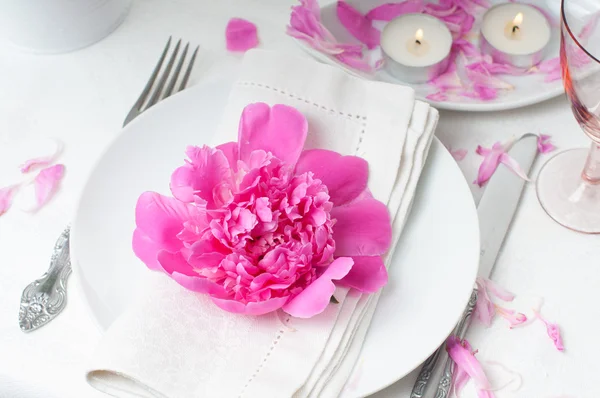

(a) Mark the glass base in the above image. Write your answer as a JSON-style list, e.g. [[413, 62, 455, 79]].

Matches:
[[537, 148, 600, 234]]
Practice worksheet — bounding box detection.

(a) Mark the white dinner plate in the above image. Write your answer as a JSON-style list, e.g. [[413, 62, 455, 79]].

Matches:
[[71, 76, 479, 397], [293, 0, 563, 112]]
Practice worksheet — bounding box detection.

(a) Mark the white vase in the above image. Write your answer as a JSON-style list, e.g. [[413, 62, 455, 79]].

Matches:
[[2, 0, 132, 54]]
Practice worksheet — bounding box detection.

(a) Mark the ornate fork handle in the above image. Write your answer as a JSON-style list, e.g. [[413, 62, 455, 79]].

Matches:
[[19, 227, 71, 332], [410, 289, 478, 398]]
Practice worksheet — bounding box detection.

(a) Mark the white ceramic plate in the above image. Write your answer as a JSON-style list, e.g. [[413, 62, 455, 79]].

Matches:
[[71, 77, 479, 397], [293, 0, 563, 112]]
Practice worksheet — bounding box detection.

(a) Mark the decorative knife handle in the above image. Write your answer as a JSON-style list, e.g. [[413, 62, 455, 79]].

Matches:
[[434, 289, 478, 398], [410, 289, 478, 398], [19, 227, 71, 332]]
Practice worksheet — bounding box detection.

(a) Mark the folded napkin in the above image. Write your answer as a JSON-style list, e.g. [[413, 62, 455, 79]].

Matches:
[[87, 49, 437, 398]]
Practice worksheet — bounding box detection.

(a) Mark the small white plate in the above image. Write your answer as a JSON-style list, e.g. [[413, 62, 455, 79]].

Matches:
[[293, 0, 563, 112], [71, 77, 479, 397]]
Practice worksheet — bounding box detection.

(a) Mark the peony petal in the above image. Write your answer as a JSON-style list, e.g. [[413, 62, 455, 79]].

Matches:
[[474, 280, 495, 327], [366, 0, 425, 21], [337, 1, 380, 49], [33, 164, 65, 209], [211, 296, 289, 315], [134, 192, 194, 257], [499, 153, 531, 182], [0, 185, 18, 217], [451, 148, 468, 161], [533, 310, 565, 352], [216, 142, 239, 171], [446, 337, 493, 391], [451, 365, 470, 397], [495, 305, 528, 328], [478, 276, 515, 302], [474, 143, 504, 187], [283, 257, 353, 318], [295, 149, 368, 206], [238, 103, 308, 167], [170, 145, 232, 207], [331, 198, 392, 257], [20, 139, 63, 173], [335, 52, 373, 72], [537, 134, 556, 154], [339, 256, 387, 292], [132, 229, 163, 271], [225, 18, 259, 52]]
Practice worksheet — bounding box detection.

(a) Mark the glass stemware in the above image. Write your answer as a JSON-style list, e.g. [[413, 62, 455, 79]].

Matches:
[[536, 0, 600, 233]]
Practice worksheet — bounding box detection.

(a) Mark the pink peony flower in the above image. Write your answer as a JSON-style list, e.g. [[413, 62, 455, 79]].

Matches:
[[133, 103, 391, 318]]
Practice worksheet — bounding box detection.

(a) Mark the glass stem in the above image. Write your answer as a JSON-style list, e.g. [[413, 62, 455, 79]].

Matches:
[[582, 142, 600, 184]]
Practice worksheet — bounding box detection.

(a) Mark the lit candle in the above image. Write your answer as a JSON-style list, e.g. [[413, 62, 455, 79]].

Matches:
[[381, 14, 452, 84], [480, 3, 551, 68]]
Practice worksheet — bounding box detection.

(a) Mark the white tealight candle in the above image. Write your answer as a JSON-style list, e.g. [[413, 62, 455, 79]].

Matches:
[[381, 13, 453, 83], [480, 3, 551, 68]]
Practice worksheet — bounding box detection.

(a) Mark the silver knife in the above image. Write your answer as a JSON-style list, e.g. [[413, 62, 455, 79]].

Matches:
[[410, 134, 539, 398]]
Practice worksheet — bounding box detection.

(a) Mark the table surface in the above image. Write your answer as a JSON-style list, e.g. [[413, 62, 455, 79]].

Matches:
[[0, 1, 595, 397]]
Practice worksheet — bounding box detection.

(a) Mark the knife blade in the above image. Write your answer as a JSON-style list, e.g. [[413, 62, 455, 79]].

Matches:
[[410, 134, 539, 398]]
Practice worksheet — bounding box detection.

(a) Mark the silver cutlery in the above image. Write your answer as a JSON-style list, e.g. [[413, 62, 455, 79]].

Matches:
[[410, 134, 539, 398], [19, 37, 198, 332]]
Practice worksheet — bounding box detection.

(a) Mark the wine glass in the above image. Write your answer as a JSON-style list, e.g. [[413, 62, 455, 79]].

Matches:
[[536, 0, 600, 234]]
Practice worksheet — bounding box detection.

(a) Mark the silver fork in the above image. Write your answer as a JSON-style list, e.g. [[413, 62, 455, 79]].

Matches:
[[19, 37, 199, 332]]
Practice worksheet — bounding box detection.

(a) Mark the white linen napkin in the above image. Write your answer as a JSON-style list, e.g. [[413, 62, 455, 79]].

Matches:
[[86, 49, 437, 398]]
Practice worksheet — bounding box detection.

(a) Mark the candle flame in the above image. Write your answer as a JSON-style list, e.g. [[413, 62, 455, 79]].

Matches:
[[513, 12, 523, 27], [415, 28, 424, 43]]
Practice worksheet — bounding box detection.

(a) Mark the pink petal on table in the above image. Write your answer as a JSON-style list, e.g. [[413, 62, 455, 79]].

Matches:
[[478, 276, 515, 302], [424, 0, 458, 18], [0, 185, 18, 216], [454, 38, 480, 58], [238, 103, 308, 167], [474, 279, 496, 327], [339, 256, 387, 292], [451, 365, 471, 397], [331, 198, 392, 257], [20, 140, 63, 173], [447, 337, 494, 394], [533, 310, 565, 352], [499, 152, 531, 182], [451, 148, 468, 161], [32, 164, 65, 209], [225, 18, 259, 52], [474, 142, 505, 187], [295, 149, 368, 206], [366, 0, 425, 21], [337, 1, 380, 49], [537, 134, 556, 154], [426, 92, 449, 102], [283, 257, 354, 318], [467, 60, 529, 76], [495, 305, 528, 328]]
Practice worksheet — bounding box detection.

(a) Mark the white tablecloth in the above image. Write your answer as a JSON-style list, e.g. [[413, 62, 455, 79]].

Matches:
[[0, 1, 596, 397]]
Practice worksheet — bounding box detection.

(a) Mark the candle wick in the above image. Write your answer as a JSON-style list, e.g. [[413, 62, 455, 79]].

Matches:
[[512, 25, 520, 34], [415, 39, 421, 45]]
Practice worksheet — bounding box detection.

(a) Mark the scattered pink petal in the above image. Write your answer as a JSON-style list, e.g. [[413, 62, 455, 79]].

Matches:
[[366, 0, 425, 21], [537, 134, 556, 154], [226, 18, 259, 52], [336, 1, 380, 49], [474, 277, 516, 327], [446, 337, 495, 398], [19, 140, 63, 173], [451, 148, 468, 161], [533, 310, 565, 352], [495, 304, 528, 328], [474, 140, 530, 186], [32, 164, 65, 210], [0, 185, 18, 216], [451, 364, 470, 397]]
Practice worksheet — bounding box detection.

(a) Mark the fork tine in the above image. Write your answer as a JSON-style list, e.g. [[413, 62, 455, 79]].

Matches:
[[163, 43, 189, 99], [146, 39, 181, 108], [178, 45, 199, 92], [123, 37, 171, 127]]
